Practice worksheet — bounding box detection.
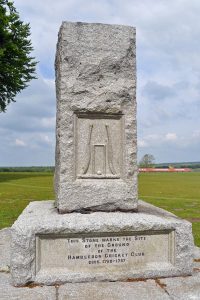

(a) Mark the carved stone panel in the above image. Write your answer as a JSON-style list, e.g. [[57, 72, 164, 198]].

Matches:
[[75, 113, 123, 179], [35, 230, 175, 276]]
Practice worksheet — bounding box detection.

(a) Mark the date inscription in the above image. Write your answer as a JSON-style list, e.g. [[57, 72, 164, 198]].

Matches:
[[36, 231, 175, 274]]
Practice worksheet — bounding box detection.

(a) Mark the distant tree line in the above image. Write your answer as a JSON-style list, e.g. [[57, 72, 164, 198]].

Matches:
[[139, 154, 155, 168], [0, 162, 200, 173], [139, 154, 200, 170], [155, 163, 200, 170], [0, 166, 54, 172]]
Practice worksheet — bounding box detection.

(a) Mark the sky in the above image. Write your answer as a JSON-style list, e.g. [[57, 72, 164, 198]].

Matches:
[[0, 0, 200, 166]]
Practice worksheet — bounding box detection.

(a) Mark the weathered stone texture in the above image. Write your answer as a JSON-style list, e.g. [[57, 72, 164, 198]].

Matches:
[[194, 246, 200, 260], [10, 200, 194, 286], [0, 273, 56, 300], [1, 227, 198, 299], [0, 228, 11, 272], [58, 281, 170, 300], [55, 22, 137, 213], [162, 271, 200, 300]]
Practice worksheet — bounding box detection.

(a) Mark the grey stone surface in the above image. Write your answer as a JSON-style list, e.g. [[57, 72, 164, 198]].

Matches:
[[55, 21, 137, 213], [58, 280, 170, 300], [0, 273, 56, 300], [0, 228, 11, 272], [162, 270, 200, 300], [0, 227, 199, 299], [193, 246, 200, 260], [11, 200, 194, 286]]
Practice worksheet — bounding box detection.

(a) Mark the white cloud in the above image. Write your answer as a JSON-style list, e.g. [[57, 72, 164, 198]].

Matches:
[[43, 79, 55, 87], [192, 130, 200, 138], [145, 134, 160, 141], [15, 139, 26, 147], [165, 133, 177, 141], [138, 140, 148, 147], [41, 117, 56, 129], [39, 134, 53, 145]]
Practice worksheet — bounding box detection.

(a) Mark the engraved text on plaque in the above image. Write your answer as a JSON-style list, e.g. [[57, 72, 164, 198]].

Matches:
[[36, 230, 175, 275]]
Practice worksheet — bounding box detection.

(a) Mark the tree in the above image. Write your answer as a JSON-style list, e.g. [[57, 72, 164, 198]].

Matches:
[[139, 154, 155, 168], [0, 0, 37, 112]]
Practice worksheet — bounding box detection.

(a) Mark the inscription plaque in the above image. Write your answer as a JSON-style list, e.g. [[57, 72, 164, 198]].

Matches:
[[75, 113, 124, 179], [36, 230, 175, 275]]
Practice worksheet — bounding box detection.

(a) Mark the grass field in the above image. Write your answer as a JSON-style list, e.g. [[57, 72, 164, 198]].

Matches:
[[139, 172, 200, 246], [0, 172, 199, 246], [0, 172, 54, 229]]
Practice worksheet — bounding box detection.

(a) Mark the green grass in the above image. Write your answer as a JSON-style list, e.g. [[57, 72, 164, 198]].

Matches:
[[0, 172, 54, 228], [139, 172, 200, 246], [0, 172, 200, 246]]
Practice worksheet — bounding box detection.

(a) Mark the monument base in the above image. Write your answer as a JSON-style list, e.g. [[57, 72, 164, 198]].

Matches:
[[11, 200, 194, 286]]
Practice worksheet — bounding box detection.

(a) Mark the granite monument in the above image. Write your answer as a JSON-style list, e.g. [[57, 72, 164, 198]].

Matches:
[[54, 22, 137, 213], [11, 21, 194, 287]]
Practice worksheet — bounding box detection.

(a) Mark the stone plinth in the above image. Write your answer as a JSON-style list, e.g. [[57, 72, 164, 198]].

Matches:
[[55, 22, 137, 213], [11, 200, 194, 286], [2, 228, 199, 299]]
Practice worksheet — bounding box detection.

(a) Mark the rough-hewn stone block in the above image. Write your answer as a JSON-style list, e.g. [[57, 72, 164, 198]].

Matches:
[[11, 200, 194, 286], [0, 273, 56, 300], [55, 22, 137, 212], [58, 281, 170, 300]]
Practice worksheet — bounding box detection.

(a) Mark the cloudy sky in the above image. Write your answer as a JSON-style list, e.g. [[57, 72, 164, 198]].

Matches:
[[1, 0, 200, 166]]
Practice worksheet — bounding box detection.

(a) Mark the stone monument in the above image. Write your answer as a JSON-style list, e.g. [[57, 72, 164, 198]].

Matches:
[[54, 22, 137, 213], [11, 22, 194, 287]]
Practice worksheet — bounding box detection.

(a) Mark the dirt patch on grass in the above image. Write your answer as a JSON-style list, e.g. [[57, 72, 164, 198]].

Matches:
[[185, 218, 200, 222]]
